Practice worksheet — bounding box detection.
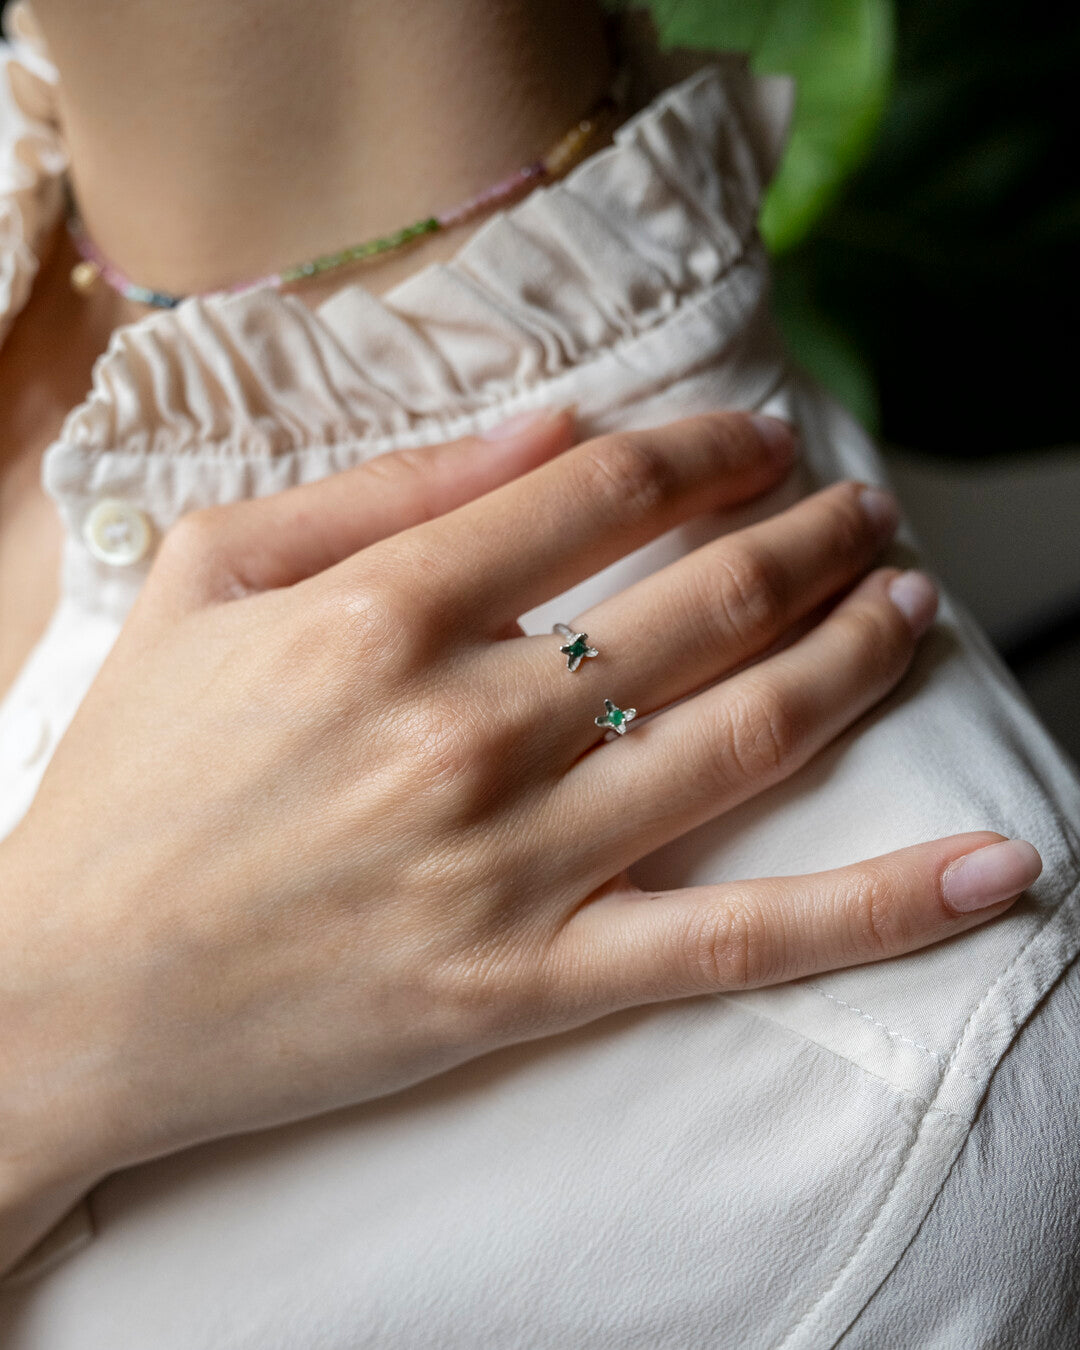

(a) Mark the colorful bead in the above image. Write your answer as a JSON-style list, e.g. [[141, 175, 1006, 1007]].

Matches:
[[66, 87, 619, 311], [69, 259, 100, 294]]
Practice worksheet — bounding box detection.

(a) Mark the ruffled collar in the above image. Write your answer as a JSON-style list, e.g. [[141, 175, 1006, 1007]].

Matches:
[[0, 0, 66, 344], [1, 2, 792, 464]]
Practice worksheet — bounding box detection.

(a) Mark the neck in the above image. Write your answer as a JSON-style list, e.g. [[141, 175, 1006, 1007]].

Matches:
[[29, 0, 612, 303]]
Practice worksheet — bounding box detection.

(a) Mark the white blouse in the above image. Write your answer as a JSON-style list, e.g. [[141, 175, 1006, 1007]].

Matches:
[[2, 8, 1079, 1347]]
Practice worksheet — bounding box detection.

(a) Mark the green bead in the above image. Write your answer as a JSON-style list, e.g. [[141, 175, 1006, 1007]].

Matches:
[[282, 212, 442, 287]]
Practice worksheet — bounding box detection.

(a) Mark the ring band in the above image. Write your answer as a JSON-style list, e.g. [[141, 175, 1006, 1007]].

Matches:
[[553, 622, 599, 672], [551, 627, 634, 737]]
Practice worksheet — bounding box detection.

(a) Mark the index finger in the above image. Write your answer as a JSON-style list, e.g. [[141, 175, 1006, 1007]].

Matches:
[[365, 412, 796, 626]]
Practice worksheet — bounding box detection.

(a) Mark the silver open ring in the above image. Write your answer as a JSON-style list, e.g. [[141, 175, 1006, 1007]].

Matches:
[[551, 626, 635, 737]]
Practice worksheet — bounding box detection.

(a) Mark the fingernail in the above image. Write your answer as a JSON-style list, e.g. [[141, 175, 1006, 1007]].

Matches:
[[749, 414, 798, 468], [859, 485, 900, 539], [941, 839, 1042, 913], [481, 408, 572, 441], [888, 569, 938, 637]]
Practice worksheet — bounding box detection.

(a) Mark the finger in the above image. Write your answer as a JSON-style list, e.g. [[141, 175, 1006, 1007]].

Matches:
[[553, 833, 1041, 1006], [367, 412, 798, 627], [522, 481, 899, 760], [154, 408, 577, 605], [560, 567, 938, 867]]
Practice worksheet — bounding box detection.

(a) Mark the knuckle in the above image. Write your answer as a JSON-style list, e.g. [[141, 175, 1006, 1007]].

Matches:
[[401, 699, 527, 821], [266, 589, 349, 680], [685, 907, 745, 988], [713, 544, 786, 651], [416, 707, 484, 790], [577, 433, 675, 521], [362, 446, 437, 521], [158, 507, 226, 566], [849, 868, 906, 957], [371, 532, 461, 627], [154, 507, 239, 596], [684, 902, 774, 990], [699, 412, 758, 467], [329, 570, 438, 671], [341, 576, 408, 639], [719, 681, 800, 787], [386, 838, 560, 1047], [436, 934, 554, 1045], [835, 601, 908, 686], [826, 486, 875, 562]]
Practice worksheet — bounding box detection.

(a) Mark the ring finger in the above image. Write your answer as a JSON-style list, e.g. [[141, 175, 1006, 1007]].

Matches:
[[506, 480, 901, 765], [550, 565, 938, 877]]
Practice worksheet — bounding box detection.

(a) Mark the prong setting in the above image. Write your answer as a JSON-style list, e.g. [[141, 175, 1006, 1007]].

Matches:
[[595, 699, 636, 735], [553, 623, 599, 672]]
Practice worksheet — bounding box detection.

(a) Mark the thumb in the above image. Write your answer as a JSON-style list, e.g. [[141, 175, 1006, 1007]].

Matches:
[[156, 408, 576, 603]]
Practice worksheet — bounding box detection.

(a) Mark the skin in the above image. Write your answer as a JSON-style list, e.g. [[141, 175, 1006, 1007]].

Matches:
[[0, 0, 611, 693], [27, 0, 613, 299], [0, 0, 1042, 1274]]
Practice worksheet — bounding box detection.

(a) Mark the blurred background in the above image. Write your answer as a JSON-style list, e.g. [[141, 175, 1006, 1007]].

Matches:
[[3, 0, 1077, 759], [640, 0, 1080, 762]]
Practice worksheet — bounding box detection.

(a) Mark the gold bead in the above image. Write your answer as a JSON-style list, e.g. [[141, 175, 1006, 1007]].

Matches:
[[70, 260, 101, 295], [547, 131, 589, 176]]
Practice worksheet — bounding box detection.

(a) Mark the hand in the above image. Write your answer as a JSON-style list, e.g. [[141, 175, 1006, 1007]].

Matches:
[[0, 409, 1040, 1270]]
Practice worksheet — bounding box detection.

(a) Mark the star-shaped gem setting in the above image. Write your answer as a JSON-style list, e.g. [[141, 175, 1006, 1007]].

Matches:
[[595, 699, 637, 735], [559, 631, 599, 672]]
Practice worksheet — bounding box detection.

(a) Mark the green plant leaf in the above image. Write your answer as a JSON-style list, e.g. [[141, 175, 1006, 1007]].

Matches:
[[649, 0, 895, 253], [770, 258, 881, 432]]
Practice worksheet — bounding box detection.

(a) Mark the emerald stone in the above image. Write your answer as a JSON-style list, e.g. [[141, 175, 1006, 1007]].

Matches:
[[557, 630, 599, 672], [595, 699, 637, 736]]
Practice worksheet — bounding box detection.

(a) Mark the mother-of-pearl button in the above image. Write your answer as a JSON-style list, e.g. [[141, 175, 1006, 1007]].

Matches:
[[82, 498, 153, 566]]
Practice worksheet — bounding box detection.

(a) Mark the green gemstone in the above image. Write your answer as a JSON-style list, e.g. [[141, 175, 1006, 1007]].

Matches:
[[609, 708, 625, 726], [559, 631, 598, 671]]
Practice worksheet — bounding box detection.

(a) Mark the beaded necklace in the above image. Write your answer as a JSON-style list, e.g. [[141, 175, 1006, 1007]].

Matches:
[[66, 84, 622, 311]]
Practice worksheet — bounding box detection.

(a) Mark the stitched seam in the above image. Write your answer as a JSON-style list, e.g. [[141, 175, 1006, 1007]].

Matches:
[[719, 993, 970, 1125], [777, 1100, 946, 1347], [805, 987, 949, 1065], [780, 876, 1080, 1347], [943, 870, 1080, 1071], [804, 986, 985, 1090], [804, 859, 1080, 1090]]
